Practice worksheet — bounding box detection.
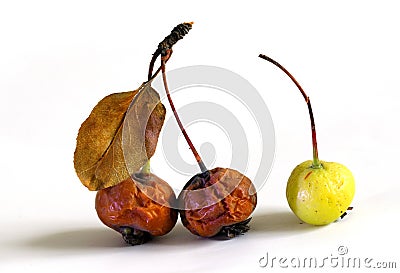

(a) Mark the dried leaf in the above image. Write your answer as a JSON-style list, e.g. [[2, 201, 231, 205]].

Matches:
[[74, 82, 165, 191]]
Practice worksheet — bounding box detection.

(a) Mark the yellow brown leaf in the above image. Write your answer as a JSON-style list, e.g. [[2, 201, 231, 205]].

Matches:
[[74, 82, 165, 191]]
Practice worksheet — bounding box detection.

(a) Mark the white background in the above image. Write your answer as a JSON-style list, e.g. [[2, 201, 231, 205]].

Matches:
[[1, 1, 399, 272]]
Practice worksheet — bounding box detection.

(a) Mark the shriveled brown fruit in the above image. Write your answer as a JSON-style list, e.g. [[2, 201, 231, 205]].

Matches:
[[74, 82, 165, 191], [95, 173, 178, 245], [179, 167, 257, 238]]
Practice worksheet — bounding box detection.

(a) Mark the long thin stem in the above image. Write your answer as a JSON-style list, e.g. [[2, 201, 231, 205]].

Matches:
[[259, 54, 321, 168], [161, 56, 207, 173]]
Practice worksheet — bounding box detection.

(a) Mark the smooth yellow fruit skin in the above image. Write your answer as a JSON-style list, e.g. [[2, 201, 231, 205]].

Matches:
[[286, 160, 355, 225]]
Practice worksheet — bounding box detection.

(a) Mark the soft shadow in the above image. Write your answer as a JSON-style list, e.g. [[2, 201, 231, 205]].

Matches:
[[26, 227, 126, 250], [152, 211, 319, 246], [152, 222, 210, 247], [250, 210, 318, 234]]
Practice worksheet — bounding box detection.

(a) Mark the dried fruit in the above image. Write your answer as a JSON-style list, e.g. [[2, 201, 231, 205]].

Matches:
[[159, 34, 257, 238], [95, 172, 177, 245], [179, 168, 257, 238]]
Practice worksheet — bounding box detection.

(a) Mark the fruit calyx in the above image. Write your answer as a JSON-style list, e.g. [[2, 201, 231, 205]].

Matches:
[[259, 54, 322, 169], [218, 218, 252, 238], [119, 226, 152, 246]]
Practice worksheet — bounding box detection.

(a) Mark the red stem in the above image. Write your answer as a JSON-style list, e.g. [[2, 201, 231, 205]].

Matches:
[[161, 56, 207, 173], [259, 54, 321, 168]]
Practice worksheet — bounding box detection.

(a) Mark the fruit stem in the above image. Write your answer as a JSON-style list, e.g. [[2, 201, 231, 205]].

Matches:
[[161, 55, 207, 173], [259, 54, 321, 168], [141, 159, 151, 174], [148, 49, 162, 81]]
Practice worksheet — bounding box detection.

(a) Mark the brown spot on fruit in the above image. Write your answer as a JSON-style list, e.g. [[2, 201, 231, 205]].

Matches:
[[304, 171, 312, 180]]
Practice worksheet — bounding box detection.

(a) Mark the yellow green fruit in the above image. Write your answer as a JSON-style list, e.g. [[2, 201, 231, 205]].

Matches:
[[286, 160, 355, 225]]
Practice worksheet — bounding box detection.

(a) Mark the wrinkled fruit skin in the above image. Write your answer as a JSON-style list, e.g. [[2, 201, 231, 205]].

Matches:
[[179, 167, 257, 238], [286, 160, 355, 225], [95, 173, 178, 244]]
